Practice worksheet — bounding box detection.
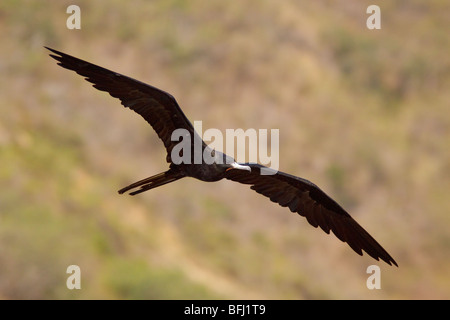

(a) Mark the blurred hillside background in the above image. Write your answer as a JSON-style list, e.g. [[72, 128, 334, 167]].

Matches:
[[0, 0, 449, 299]]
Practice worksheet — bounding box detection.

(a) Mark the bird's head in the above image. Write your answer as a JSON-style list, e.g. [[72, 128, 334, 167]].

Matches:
[[208, 149, 251, 172]]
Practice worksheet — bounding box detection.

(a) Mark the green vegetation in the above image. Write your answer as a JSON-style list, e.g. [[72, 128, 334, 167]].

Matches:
[[0, 0, 449, 299]]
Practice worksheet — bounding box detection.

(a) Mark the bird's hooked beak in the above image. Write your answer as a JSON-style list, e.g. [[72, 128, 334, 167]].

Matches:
[[228, 162, 251, 172]]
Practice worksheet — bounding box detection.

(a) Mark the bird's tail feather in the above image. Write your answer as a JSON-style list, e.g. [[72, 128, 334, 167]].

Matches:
[[118, 168, 184, 196]]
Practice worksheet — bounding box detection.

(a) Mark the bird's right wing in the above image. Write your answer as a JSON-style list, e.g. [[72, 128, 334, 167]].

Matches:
[[225, 163, 397, 266], [46, 47, 200, 162]]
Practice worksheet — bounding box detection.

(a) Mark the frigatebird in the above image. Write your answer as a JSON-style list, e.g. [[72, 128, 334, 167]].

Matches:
[[46, 47, 397, 266]]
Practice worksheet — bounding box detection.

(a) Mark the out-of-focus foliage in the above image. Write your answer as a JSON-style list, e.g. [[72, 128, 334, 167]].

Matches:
[[0, 0, 449, 299]]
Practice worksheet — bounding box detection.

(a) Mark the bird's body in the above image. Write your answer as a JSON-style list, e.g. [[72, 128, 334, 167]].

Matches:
[[46, 47, 397, 267]]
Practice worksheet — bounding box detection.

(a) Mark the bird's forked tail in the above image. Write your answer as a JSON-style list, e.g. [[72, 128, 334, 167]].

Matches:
[[118, 168, 185, 196]]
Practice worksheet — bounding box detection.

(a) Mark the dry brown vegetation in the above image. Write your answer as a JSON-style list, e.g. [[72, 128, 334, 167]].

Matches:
[[0, 0, 449, 299]]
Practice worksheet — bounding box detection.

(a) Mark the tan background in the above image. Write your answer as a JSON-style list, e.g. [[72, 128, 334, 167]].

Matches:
[[0, 0, 449, 299]]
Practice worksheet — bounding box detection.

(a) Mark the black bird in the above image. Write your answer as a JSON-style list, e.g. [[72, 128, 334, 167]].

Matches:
[[46, 47, 397, 267]]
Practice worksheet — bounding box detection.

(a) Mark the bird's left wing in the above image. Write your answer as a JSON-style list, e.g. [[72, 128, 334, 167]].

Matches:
[[46, 47, 199, 162], [224, 163, 397, 266]]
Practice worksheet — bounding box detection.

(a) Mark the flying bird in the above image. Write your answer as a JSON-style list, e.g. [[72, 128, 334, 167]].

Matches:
[[46, 47, 397, 267]]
